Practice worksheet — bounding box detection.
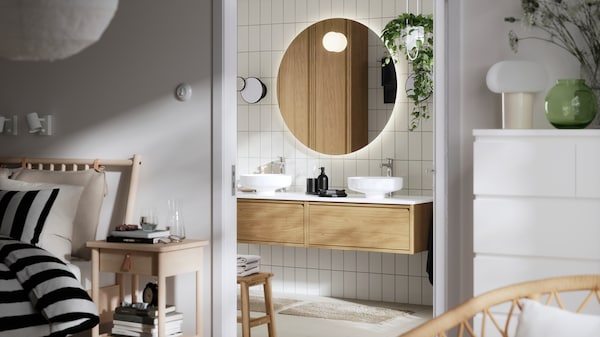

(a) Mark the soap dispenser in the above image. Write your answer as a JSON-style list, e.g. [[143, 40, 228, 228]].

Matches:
[[317, 167, 328, 192]]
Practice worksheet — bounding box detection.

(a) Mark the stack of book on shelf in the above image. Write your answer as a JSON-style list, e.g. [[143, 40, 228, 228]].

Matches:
[[107, 229, 170, 244], [112, 304, 183, 337], [237, 254, 260, 276]]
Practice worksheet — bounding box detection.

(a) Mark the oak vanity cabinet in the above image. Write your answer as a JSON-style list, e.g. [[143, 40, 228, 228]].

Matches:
[[237, 199, 432, 254], [237, 200, 305, 245]]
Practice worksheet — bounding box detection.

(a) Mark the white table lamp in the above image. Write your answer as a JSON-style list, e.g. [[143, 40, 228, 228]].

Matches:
[[486, 61, 547, 129]]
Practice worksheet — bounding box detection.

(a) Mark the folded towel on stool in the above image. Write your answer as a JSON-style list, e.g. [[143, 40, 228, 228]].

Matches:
[[237, 254, 261, 265], [237, 265, 260, 276], [237, 260, 259, 273], [237, 254, 261, 276]]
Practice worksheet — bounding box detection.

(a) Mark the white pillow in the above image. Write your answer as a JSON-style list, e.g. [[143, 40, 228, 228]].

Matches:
[[0, 168, 10, 178], [11, 168, 106, 259], [0, 178, 83, 262], [515, 299, 600, 337]]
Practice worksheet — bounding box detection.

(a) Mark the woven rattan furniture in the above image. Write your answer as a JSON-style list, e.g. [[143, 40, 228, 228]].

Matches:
[[399, 274, 600, 337]]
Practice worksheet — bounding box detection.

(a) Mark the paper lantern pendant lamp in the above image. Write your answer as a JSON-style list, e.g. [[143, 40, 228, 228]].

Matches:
[[0, 0, 119, 61]]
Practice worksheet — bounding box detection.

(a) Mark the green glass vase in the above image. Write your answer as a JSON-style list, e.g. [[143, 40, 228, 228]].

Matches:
[[545, 79, 597, 129]]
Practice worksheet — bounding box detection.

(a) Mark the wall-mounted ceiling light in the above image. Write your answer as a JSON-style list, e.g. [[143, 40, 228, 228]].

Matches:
[[26, 112, 53, 136], [0, 0, 119, 62], [322, 31, 347, 52], [0, 115, 18, 135]]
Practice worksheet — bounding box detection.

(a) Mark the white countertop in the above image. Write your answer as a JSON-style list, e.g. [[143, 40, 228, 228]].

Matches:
[[236, 191, 433, 205]]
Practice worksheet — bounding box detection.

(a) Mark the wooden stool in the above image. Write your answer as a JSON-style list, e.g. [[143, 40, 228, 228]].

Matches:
[[237, 272, 276, 337]]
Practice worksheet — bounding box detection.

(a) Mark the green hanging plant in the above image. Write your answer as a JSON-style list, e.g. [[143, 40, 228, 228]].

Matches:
[[382, 13, 434, 131]]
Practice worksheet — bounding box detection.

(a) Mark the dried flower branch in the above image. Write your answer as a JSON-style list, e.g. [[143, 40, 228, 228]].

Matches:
[[505, 0, 600, 88]]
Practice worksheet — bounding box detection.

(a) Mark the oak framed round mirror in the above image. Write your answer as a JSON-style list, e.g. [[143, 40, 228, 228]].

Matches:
[[277, 18, 396, 155]]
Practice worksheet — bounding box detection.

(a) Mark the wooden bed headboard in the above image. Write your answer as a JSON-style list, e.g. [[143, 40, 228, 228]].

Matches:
[[0, 154, 142, 225]]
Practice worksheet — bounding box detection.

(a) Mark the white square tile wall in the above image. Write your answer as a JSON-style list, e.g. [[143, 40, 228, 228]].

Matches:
[[237, 0, 433, 305], [238, 243, 433, 305]]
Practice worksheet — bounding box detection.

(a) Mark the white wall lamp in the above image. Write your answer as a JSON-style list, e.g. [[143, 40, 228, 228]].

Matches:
[[26, 112, 53, 136], [238, 77, 267, 104], [0, 115, 18, 135]]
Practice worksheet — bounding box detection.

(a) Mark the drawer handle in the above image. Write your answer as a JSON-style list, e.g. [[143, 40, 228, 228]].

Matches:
[[121, 253, 132, 272]]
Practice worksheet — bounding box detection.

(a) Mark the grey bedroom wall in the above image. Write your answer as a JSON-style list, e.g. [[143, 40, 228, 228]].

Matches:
[[447, 0, 584, 312], [0, 1, 215, 336]]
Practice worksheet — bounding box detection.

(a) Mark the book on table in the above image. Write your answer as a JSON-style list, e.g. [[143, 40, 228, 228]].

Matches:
[[112, 306, 182, 337], [112, 319, 183, 334], [110, 229, 170, 239], [115, 304, 176, 318], [106, 236, 165, 244], [110, 328, 182, 337], [113, 311, 183, 325]]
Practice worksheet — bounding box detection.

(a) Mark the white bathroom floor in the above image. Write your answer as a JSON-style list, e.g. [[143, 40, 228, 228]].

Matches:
[[237, 293, 432, 337]]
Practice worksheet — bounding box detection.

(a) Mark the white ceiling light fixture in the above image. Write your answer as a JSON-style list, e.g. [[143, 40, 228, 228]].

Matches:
[[322, 31, 347, 52], [0, 0, 119, 62], [27, 112, 53, 135]]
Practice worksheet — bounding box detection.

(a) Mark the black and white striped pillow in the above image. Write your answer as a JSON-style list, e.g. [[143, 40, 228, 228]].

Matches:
[[0, 189, 59, 245]]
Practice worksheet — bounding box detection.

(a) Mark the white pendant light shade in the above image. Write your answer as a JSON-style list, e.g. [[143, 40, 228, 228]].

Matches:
[[0, 0, 119, 61], [322, 31, 347, 52]]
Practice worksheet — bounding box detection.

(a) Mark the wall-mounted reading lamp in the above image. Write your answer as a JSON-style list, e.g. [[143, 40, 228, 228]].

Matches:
[[26, 112, 53, 135], [0, 115, 18, 135], [238, 77, 267, 104]]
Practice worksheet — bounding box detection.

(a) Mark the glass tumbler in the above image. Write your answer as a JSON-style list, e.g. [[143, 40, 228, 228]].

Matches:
[[167, 199, 186, 240]]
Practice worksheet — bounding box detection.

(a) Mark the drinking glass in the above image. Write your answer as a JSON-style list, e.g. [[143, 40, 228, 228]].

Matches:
[[140, 208, 159, 231]]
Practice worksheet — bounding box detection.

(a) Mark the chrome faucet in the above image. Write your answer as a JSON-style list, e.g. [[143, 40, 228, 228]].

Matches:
[[381, 158, 393, 177], [277, 156, 285, 174], [257, 156, 286, 174]]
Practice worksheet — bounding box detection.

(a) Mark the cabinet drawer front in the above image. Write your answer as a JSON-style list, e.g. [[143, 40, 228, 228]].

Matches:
[[474, 255, 600, 296], [237, 200, 304, 244], [474, 197, 600, 259], [309, 204, 410, 251], [99, 250, 157, 275], [576, 139, 600, 198], [473, 139, 575, 197]]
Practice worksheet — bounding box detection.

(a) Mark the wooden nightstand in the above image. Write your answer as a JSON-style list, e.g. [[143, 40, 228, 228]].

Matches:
[[86, 239, 209, 337]]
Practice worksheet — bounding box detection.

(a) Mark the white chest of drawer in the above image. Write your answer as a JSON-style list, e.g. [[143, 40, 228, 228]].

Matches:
[[473, 129, 600, 296]]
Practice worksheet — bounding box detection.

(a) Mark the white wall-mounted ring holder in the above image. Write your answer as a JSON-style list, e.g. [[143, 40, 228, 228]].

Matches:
[[239, 77, 267, 104], [0, 115, 18, 135]]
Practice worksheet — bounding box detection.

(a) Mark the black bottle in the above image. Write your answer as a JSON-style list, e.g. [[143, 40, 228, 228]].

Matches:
[[317, 167, 328, 192]]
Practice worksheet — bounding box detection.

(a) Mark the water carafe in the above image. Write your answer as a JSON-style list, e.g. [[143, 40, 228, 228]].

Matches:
[[167, 199, 186, 241]]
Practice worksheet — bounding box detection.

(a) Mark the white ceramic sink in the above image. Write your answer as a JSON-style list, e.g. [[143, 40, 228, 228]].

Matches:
[[239, 174, 292, 195], [347, 176, 404, 198]]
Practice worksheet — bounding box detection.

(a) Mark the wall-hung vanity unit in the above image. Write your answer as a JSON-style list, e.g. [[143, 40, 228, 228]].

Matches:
[[238, 194, 433, 254]]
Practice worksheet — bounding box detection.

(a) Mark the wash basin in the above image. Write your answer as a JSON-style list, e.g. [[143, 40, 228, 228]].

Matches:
[[347, 176, 403, 198], [239, 174, 292, 195]]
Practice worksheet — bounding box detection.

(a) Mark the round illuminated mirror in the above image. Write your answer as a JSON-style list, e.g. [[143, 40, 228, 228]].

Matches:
[[277, 18, 396, 155]]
